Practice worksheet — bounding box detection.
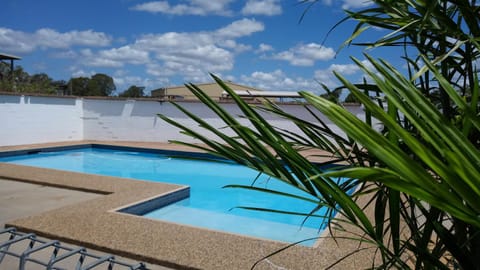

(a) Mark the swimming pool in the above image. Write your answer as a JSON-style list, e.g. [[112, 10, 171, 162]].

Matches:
[[0, 145, 332, 246]]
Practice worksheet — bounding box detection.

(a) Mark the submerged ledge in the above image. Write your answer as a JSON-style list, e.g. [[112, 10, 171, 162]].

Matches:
[[0, 141, 376, 269], [117, 188, 190, 216]]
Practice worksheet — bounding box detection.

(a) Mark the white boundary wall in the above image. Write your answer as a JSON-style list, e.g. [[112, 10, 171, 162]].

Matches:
[[0, 94, 364, 147], [1, 95, 83, 146]]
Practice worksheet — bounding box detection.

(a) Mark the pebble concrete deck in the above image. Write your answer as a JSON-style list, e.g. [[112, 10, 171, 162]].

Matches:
[[0, 141, 376, 269]]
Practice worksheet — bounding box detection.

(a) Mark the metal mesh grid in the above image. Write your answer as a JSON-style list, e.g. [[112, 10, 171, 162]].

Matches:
[[0, 227, 149, 270]]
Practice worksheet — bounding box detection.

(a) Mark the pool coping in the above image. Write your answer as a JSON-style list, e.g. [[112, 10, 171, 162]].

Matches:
[[0, 141, 376, 269]]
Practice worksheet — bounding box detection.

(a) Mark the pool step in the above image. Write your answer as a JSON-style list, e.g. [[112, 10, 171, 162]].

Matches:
[[144, 205, 322, 246], [0, 227, 149, 270]]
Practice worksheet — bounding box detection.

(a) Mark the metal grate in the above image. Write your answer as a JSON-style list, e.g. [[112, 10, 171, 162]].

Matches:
[[0, 227, 149, 270]]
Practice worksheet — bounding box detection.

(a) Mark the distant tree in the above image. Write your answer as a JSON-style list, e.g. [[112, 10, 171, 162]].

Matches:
[[30, 73, 51, 84], [68, 77, 90, 96], [0, 62, 10, 80], [344, 92, 360, 103], [90, 73, 115, 96], [320, 87, 342, 103], [67, 73, 116, 96], [12, 66, 29, 84], [86, 78, 101, 96], [28, 73, 55, 93], [119, 85, 145, 98], [0, 64, 27, 83], [52, 79, 67, 87], [0, 62, 12, 91], [0, 66, 55, 93], [0, 67, 116, 96], [51, 80, 68, 95]]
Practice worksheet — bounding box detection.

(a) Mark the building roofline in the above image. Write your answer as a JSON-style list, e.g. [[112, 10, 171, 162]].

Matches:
[[221, 81, 264, 92], [159, 81, 264, 92], [223, 90, 303, 98]]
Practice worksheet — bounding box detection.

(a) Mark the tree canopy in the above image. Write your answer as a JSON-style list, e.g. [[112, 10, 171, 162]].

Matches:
[[119, 85, 145, 98], [0, 64, 63, 94], [68, 73, 116, 96], [0, 62, 158, 98]]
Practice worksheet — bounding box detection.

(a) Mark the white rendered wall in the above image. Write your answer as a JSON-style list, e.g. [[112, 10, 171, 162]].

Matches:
[[0, 94, 365, 147], [0, 95, 83, 146]]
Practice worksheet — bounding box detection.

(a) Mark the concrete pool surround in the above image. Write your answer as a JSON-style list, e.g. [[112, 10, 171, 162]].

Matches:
[[0, 141, 376, 269]]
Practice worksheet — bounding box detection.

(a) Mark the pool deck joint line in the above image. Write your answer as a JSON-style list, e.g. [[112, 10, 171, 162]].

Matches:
[[0, 141, 375, 270]]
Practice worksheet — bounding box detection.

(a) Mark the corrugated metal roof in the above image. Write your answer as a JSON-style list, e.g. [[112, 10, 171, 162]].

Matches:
[[223, 90, 302, 98]]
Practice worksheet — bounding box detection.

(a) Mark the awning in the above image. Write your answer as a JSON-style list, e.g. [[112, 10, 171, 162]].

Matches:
[[0, 53, 21, 60]]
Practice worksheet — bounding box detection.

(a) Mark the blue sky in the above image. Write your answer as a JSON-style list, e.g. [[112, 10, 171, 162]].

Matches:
[[0, 0, 396, 95]]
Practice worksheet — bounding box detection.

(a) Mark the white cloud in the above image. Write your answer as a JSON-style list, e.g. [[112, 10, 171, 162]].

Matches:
[[35, 29, 111, 48], [0, 27, 111, 54], [135, 33, 234, 74], [50, 50, 78, 59], [240, 69, 318, 91], [314, 69, 337, 88], [70, 69, 95, 78], [130, 1, 169, 13], [130, 0, 234, 16], [96, 46, 150, 66], [126, 19, 262, 80], [256, 43, 274, 53], [137, 32, 213, 49], [145, 63, 167, 77], [79, 49, 123, 67], [218, 40, 252, 53], [0, 28, 36, 53], [341, 0, 373, 9], [65, 18, 264, 85], [329, 63, 360, 75], [114, 74, 167, 92], [112, 75, 143, 90], [78, 46, 150, 68], [215, 18, 265, 38], [303, 0, 372, 10], [271, 43, 335, 66], [314, 60, 372, 87], [242, 0, 282, 16]]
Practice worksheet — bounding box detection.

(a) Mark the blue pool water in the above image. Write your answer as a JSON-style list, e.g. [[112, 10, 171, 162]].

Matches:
[[0, 146, 331, 246]]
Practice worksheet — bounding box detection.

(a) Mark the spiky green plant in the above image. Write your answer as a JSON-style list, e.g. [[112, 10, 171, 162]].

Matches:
[[158, 63, 479, 268], [324, 1, 480, 268], [157, 1, 480, 269]]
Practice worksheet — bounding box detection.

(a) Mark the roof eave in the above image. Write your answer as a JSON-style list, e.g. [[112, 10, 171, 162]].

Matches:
[[0, 53, 22, 60]]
